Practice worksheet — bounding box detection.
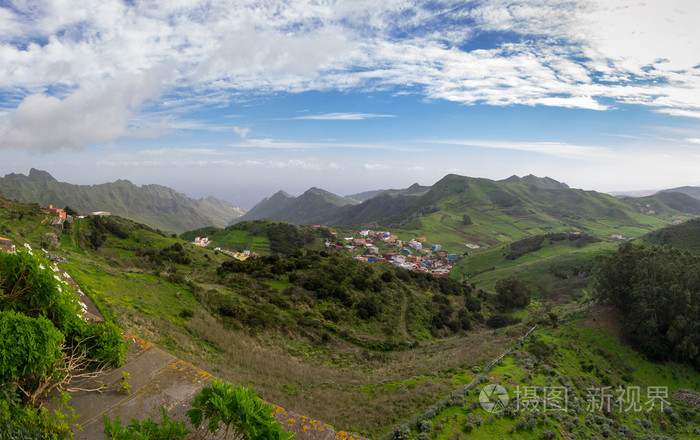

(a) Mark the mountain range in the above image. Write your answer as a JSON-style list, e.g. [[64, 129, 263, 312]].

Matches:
[[0, 169, 245, 233], [233, 174, 700, 238]]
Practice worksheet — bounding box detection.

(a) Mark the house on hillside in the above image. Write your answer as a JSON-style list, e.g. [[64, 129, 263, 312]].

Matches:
[[193, 237, 210, 247], [43, 205, 66, 219], [408, 240, 423, 251], [90, 211, 111, 217], [0, 237, 15, 253]]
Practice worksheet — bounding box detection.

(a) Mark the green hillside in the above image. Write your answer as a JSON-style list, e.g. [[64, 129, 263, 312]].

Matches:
[[181, 220, 334, 254], [231, 187, 359, 225], [370, 174, 682, 254], [660, 186, 700, 199], [641, 218, 700, 254], [0, 168, 244, 233], [2, 193, 699, 440]]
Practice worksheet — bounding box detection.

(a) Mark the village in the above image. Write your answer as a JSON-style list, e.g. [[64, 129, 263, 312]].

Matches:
[[324, 229, 475, 277]]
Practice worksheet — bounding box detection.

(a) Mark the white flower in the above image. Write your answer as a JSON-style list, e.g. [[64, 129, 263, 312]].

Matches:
[[38, 264, 45, 270]]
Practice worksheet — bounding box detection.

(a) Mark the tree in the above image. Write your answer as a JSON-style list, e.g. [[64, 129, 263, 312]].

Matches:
[[495, 275, 531, 311], [63, 206, 79, 217], [462, 214, 472, 226]]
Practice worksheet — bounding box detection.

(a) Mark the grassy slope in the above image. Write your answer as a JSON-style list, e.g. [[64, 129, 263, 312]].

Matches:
[[425, 314, 700, 440], [641, 218, 700, 255], [384, 176, 681, 255], [0, 172, 243, 234], [3, 197, 699, 439], [0, 203, 518, 437]]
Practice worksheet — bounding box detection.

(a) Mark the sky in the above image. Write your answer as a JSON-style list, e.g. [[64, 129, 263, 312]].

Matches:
[[1, 0, 700, 209]]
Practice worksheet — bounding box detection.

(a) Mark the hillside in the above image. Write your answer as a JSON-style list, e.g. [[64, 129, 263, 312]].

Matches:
[[659, 185, 700, 199], [1, 196, 699, 440], [181, 220, 334, 254], [624, 191, 700, 216], [346, 183, 431, 202], [325, 174, 688, 253], [0, 169, 245, 233], [641, 218, 700, 255], [238, 175, 690, 255], [231, 187, 359, 225]]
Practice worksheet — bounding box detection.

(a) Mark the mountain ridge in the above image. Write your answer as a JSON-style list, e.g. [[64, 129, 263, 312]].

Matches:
[[0, 169, 245, 233]]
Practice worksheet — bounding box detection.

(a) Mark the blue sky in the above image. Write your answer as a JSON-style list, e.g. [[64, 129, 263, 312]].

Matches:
[[1, 1, 700, 208]]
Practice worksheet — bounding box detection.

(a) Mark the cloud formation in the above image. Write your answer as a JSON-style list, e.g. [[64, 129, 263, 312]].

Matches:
[[0, 69, 166, 151], [293, 113, 396, 120], [1, 0, 699, 150]]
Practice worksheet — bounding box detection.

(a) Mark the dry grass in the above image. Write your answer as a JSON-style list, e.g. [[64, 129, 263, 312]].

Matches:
[[141, 311, 527, 437]]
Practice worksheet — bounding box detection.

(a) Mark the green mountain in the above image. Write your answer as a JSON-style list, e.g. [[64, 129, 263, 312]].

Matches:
[[326, 174, 686, 248], [3, 196, 700, 440], [659, 185, 700, 199], [181, 220, 335, 254], [231, 187, 359, 225], [641, 217, 700, 255], [237, 174, 691, 254], [0, 169, 245, 233], [499, 173, 570, 189], [621, 191, 700, 216], [346, 183, 431, 202]]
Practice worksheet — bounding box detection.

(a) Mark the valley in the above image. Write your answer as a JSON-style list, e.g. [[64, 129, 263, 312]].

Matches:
[[1, 173, 700, 439]]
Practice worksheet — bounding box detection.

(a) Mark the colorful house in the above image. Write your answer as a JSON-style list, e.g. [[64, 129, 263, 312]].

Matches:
[[0, 237, 15, 253]]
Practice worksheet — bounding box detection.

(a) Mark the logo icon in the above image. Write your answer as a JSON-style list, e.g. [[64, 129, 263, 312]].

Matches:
[[479, 384, 509, 413]]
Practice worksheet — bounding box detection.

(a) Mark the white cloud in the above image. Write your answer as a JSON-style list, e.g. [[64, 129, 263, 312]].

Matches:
[[233, 126, 250, 138], [1, 0, 700, 151], [0, 69, 168, 152], [364, 163, 391, 170], [436, 139, 613, 160], [654, 109, 700, 120], [293, 112, 396, 120]]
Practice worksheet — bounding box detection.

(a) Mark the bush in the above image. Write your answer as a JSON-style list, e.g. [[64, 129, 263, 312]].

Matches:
[[0, 310, 63, 384], [495, 275, 531, 311], [187, 381, 295, 440], [103, 406, 189, 440]]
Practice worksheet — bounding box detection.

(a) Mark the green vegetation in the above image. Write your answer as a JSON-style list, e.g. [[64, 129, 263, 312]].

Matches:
[[181, 220, 333, 255], [187, 381, 295, 440], [495, 275, 531, 311], [0, 168, 243, 233], [398, 320, 700, 440], [2, 187, 699, 440], [0, 246, 126, 438], [103, 407, 189, 440], [642, 217, 700, 255], [595, 242, 700, 366]]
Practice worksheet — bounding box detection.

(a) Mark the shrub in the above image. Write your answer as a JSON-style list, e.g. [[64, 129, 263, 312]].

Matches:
[[495, 275, 531, 311], [103, 406, 189, 440], [187, 381, 295, 440], [0, 310, 64, 384]]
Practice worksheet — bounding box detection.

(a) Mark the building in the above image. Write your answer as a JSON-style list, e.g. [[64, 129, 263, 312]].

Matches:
[[193, 237, 211, 247], [44, 205, 66, 219], [90, 211, 111, 217], [408, 240, 422, 250], [0, 237, 15, 253]]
